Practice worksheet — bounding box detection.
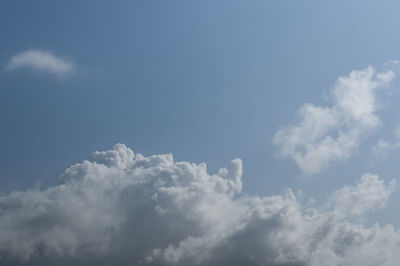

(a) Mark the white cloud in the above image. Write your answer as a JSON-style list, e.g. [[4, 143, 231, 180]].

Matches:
[[0, 144, 398, 266], [5, 49, 75, 77], [330, 173, 396, 218], [274, 66, 395, 174]]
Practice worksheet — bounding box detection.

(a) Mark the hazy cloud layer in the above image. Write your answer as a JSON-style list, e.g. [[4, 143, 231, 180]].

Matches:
[[0, 144, 398, 266], [274, 66, 394, 174], [5, 49, 74, 77]]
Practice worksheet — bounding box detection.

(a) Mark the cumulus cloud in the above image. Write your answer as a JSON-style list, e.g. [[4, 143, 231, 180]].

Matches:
[[274, 66, 395, 174], [330, 173, 396, 218], [5, 49, 75, 77], [0, 144, 398, 266]]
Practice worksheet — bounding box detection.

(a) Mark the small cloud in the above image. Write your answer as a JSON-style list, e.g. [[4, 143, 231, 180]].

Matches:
[[371, 125, 400, 161], [384, 59, 400, 66], [330, 172, 396, 218], [273, 66, 395, 174], [371, 139, 393, 161], [5, 49, 75, 77]]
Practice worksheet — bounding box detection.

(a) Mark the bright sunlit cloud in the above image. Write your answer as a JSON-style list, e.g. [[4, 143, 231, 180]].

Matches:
[[274, 66, 395, 175]]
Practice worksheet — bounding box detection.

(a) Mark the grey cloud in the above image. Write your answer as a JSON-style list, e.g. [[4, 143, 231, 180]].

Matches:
[[0, 144, 398, 266]]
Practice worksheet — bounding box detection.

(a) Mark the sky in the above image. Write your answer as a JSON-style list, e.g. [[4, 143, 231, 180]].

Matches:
[[2, 1, 400, 265]]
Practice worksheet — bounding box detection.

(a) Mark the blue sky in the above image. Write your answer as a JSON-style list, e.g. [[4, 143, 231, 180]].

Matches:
[[2, 0, 400, 197], [1, 2, 400, 183], [3, 1, 400, 265]]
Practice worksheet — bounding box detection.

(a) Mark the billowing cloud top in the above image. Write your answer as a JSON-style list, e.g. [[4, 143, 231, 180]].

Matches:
[[5, 49, 74, 77], [0, 144, 398, 266], [274, 66, 395, 174]]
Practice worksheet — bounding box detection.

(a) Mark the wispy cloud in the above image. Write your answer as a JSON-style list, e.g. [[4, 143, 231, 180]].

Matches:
[[5, 49, 75, 77], [0, 144, 398, 265], [384, 59, 400, 66], [273, 66, 395, 174], [371, 126, 400, 160]]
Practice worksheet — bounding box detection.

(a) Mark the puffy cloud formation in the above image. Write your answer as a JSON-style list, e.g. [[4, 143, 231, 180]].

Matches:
[[0, 144, 398, 266], [5, 49, 74, 77], [274, 66, 394, 174]]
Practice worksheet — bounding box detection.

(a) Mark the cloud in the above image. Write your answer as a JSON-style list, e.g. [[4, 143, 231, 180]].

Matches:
[[330, 173, 396, 218], [371, 126, 400, 160], [273, 66, 395, 174], [5, 49, 75, 77], [384, 59, 400, 66], [0, 144, 398, 266]]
